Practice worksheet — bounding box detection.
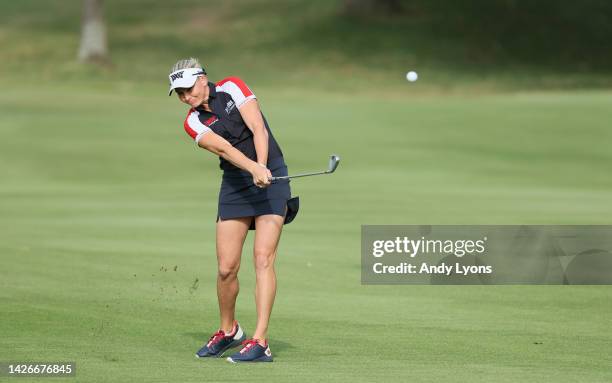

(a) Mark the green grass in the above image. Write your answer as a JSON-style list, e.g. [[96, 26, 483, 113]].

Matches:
[[1, 83, 612, 382], [1, 0, 612, 381]]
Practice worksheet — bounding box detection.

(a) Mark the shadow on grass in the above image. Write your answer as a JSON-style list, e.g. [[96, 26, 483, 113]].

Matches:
[[184, 331, 207, 342]]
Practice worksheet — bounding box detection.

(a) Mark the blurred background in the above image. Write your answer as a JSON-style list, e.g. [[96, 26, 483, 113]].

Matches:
[[4, 0, 612, 88], [2, 1, 612, 382]]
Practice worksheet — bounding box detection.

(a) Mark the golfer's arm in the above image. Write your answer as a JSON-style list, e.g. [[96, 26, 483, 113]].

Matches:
[[239, 100, 269, 166], [197, 132, 257, 173]]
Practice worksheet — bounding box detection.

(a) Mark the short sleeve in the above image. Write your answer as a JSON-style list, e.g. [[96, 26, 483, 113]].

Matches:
[[216, 77, 257, 108], [183, 109, 211, 144]]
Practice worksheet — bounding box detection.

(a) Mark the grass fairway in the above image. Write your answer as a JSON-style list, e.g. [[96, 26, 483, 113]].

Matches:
[[1, 82, 611, 382]]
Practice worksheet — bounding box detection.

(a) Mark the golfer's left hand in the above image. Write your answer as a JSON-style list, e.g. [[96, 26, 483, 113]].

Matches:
[[252, 164, 272, 188]]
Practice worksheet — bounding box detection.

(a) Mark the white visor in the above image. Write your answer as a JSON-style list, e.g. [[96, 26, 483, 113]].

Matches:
[[168, 67, 206, 96]]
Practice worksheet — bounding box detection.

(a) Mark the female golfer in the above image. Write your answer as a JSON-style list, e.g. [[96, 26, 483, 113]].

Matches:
[[168, 58, 297, 363]]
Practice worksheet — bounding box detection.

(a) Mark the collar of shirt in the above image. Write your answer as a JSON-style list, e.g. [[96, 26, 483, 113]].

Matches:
[[196, 82, 218, 113], [207, 81, 217, 100]]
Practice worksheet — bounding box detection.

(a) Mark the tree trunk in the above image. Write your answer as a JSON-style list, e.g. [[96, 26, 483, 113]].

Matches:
[[78, 0, 109, 63]]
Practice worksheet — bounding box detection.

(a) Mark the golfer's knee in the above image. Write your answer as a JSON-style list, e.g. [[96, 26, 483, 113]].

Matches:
[[218, 262, 239, 281], [253, 248, 274, 270]]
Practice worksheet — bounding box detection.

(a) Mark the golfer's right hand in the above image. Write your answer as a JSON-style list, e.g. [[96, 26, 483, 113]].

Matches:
[[251, 163, 272, 188]]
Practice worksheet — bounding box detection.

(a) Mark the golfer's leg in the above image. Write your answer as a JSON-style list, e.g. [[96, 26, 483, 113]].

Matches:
[[252, 214, 284, 341], [216, 217, 251, 332]]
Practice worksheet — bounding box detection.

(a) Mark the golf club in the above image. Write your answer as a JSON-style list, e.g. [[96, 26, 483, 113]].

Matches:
[[270, 154, 340, 181]]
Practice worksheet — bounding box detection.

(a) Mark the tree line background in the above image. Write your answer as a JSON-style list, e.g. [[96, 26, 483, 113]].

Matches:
[[0, 0, 608, 91], [80, 0, 612, 72]]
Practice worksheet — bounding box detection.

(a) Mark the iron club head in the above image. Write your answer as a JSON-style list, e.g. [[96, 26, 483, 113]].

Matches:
[[327, 155, 340, 173]]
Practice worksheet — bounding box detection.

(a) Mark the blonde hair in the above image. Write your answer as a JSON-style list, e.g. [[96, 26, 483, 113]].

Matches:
[[169, 57, 202, 74]]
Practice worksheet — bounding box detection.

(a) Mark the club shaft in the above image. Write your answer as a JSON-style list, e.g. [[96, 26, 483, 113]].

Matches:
[[271, 170, 329, 181]]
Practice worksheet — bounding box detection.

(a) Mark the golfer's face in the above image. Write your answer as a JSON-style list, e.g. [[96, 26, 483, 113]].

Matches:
[[176, 76, 208, 108]]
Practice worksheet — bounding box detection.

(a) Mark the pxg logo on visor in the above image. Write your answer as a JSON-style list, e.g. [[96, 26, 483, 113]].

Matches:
[[170, 71, 184, 81], [168, 67, 206, 95]]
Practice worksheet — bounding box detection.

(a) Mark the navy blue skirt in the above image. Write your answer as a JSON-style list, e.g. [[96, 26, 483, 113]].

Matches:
[[218, 157, 299, 230]]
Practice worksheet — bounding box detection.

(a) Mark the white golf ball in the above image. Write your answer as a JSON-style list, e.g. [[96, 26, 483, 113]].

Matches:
[[406, 71, 418, 82]]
